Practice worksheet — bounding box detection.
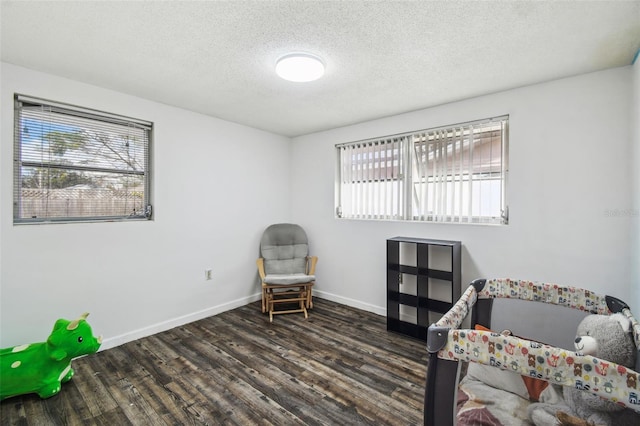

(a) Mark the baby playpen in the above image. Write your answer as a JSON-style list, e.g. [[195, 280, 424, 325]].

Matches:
[[424, 278, 640, 425]]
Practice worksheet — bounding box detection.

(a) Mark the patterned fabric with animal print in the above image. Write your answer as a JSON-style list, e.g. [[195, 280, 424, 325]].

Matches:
[[432, 280, 640, 414]]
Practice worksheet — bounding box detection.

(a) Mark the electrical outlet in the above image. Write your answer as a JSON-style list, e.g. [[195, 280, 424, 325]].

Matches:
[[205, 269, 212, 280]]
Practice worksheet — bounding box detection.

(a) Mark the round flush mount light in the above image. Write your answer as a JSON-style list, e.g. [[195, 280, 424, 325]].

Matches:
[[275, 53, 325, 82]]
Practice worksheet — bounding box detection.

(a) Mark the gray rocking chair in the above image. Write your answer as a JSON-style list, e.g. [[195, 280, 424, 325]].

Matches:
[[256, 223, 317, 322]]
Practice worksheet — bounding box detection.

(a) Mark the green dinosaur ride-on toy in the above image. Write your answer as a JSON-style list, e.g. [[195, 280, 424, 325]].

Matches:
[[0, 312, 102, 400]]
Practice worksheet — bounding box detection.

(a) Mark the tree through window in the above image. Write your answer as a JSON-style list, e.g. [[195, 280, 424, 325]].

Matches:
[[13, 94, 152, 223]]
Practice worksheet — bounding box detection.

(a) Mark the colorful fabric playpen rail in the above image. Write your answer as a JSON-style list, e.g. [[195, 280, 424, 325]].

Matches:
[[426, 278, 640, 424]]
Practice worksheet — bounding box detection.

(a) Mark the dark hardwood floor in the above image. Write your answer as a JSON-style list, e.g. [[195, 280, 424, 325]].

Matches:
[[1, 298, 428, 425]]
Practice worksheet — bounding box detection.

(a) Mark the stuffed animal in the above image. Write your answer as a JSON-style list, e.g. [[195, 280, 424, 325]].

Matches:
[[0, 313, 102, 400], [528, 313, 640, 426]]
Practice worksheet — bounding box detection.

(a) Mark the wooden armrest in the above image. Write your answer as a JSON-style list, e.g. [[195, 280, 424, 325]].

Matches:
[[306, 256, 318, 275], [256, 258, 266, 280]]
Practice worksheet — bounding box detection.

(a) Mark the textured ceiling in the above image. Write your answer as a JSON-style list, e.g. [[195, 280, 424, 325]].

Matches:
[[2, 1, 639, 137]]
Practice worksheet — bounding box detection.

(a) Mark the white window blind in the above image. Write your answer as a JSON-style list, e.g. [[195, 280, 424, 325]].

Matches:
[[336, 116, 508, 224], [13, 94, 153, 224], [337, 137, 407, 220]]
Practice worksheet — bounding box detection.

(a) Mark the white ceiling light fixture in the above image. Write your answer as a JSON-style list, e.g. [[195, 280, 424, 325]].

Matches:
[[275, 53, 325, 82]]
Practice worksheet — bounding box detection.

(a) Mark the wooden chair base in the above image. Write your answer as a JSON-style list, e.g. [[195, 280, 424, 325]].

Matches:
[[262, 283, 314, 322]]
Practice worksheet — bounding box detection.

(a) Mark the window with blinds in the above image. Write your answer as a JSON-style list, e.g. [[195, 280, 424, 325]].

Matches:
[[336, 116, 508, 224], [13, 94, 153, 224]]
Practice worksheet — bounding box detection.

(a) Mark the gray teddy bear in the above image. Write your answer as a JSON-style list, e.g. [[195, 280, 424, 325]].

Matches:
[[528, 313, 640, 426]]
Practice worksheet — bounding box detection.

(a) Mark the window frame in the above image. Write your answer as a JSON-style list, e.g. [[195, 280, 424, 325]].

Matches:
[[13, 94, 153, 224], [335, 116, 509, 225]]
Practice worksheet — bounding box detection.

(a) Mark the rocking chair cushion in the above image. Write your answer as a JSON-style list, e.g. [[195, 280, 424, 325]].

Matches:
[[263, 274, 315, 285]]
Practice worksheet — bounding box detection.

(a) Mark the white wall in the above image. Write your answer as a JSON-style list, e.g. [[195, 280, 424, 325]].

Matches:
[[632, 56, 640, 311], [0, 63, 292, 349], [292, 67, 634, 315]]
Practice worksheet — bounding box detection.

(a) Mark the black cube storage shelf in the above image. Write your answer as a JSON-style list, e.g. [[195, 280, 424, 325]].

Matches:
[[386, 237, 462, 341]]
